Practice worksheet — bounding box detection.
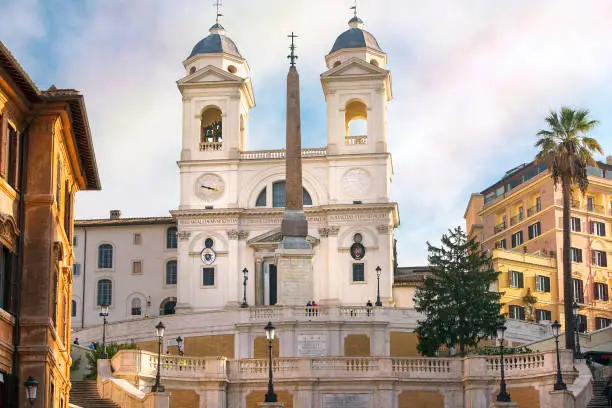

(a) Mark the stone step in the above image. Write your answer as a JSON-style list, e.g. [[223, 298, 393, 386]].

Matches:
[[70, 381, 120, 408]]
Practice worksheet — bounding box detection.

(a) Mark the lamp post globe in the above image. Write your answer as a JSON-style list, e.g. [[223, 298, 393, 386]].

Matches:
[[552, 320, 567, 390], [152, 321, 166, 392], [241, 268, 249, 308], [375, 265, 382, 307], [24, 376, 38, 406], [264, 321, 277, 403], [496, 323, 511, 402]]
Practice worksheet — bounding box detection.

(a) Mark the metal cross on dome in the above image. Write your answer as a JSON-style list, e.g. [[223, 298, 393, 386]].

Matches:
[[287, 32, 298, 67], [213, 0, 223, 24], [350, 0, 358, 17]]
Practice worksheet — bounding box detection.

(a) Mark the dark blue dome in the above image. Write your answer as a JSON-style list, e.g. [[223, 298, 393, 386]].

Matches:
[[330, 27, 382, 54], [188, 24, 242, 59]]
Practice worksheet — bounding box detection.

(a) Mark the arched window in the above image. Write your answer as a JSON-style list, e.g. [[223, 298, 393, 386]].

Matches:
[[98, 244, 113, 269], [256, 187, 267, 206], [166, 227, 177, 249], [71, 300, 77, 317], [201, 107, 223, 145], [272, 181, 312, 208], [131, 298, 142, 316], [345, 100, 368, 140], [166, 260, 177, 285], [303, 189, 312, 206], [97, 279, 112, 306], [160, 298, 176, 316], [189, 66, 196, 74]]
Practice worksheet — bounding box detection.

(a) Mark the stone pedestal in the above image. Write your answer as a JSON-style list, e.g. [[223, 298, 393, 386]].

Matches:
[[258, 403, 285, 408], [549, 390, 575, 408], [489, 402, 518, 408], [144, 392, 170, 408], [274, 247, 313, 306]]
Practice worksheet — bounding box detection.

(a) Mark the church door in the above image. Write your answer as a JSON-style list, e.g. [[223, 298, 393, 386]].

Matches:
[[269, 265, 277, 305]]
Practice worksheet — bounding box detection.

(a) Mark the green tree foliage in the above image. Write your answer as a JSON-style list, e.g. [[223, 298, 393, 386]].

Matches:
[[415, 227, 501, 356], [85, 343, 138, 380], [535, 107, 601, 352]]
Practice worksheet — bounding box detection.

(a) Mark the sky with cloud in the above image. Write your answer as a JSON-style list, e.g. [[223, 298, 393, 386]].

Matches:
[[1, 0, 612, 265]]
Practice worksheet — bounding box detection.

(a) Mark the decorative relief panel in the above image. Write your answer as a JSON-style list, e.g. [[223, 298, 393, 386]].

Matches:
[[341, 168, 372, 197], [0, 214, 18, 253]]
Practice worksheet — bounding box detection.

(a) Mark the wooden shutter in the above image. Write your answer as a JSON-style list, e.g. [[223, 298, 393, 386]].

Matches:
[[578, 280, 584, 304], [603, 223, 607, 236], [519, 307, 526, 320], [605, 284, 610, 301], [603, 252, 608, 267], [545, 276, 551, 292], [590, 221, 595, 234], [518, 272, 524, 288]]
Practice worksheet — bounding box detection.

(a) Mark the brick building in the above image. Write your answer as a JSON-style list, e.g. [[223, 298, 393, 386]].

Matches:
[[0, 41, 100, 407]]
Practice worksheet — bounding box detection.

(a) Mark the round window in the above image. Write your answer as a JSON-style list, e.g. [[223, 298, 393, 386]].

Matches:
[[353, 233, 363, 244], [205, 238, 214, 248]]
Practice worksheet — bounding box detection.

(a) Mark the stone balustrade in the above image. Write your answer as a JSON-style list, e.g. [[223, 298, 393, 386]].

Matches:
[[72, 305, 552, 348], [113, 350, 227, 381], [112, 349, 574, 384], [239, 147, 327, 160]]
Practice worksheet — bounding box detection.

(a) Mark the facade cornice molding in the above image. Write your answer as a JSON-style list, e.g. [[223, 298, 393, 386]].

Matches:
[[173, 203, 400, 227]]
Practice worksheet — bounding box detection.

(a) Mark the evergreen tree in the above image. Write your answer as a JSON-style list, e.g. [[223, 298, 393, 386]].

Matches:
[[415, 226, 501, 356]]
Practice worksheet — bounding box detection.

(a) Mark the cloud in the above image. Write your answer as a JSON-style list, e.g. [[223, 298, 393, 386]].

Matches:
[[2, 0, 612, 265]]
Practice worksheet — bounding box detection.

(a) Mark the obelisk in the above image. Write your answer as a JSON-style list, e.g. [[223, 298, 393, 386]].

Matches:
[[280, 32, 309, 250], [275, 33, 314, 306]]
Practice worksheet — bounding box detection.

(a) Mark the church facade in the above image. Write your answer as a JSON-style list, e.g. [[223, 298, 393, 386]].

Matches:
[[73, 16, 399, 326]]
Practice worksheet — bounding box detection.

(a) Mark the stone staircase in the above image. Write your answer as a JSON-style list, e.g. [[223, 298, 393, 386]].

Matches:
[[588, 379, 611, 408], [70, 380, 120, 408]]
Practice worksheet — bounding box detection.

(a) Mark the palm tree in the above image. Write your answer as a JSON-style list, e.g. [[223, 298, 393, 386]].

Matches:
[[535, 107, 601, 353]]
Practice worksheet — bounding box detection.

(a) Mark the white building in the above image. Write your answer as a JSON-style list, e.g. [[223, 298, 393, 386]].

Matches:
[[73, 15, 399, 327], [68, 14, 571, 408]]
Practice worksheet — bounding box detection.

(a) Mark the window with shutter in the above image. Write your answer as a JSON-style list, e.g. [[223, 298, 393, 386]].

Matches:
[[535, 309, 551, 322], [571, 247, 583, 263], [595, 283, 609, 301], [571, 217, 581, 232]]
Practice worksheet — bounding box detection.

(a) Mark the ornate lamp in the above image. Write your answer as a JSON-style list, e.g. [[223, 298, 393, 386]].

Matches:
[[552, 320, 566, 390], [99, 304, 109, 358], [152, 321, 166, 392], [572, 300, 582, 358], [24, 376, 38, 406], [176, 335, 184, 356], [264, 321, 277, 403], [241, 268, 249, 308], [496, 323, 511, 402], [375, 265, 382, 306]]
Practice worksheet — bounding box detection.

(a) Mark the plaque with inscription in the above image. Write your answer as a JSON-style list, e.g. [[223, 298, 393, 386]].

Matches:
[[297, 334, 327, 357], [322, 393, 369, 408]]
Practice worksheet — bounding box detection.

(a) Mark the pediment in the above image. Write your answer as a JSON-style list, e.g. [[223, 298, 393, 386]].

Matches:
[[321, 57, 388, 78], [178, 65, 243, 85], [248, 227, 319, 247]]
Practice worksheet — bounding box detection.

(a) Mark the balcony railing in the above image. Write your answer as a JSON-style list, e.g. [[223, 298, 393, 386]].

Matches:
[[345, 135, 368, 145], [587, 204, 604, 214], [494, 222, 507, 234], [199, 142, 223, 151], [527, 205, 541, 217], [510, 214, 524, 226], [240, 148, 327, 160]]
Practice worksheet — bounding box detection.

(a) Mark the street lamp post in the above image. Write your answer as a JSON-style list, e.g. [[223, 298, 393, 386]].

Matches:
[[241, 268, 249, 308], [24, 376, 38, 406], [572, 301, 582, 358], [375, 265, 382, 307], [152, 321, 166, 392], [496, 323, 511, 402], [264, 321, 277, 403], [176, 336, 184, 356], [552, 320, 567, 390], [99, 304, 109, 359]]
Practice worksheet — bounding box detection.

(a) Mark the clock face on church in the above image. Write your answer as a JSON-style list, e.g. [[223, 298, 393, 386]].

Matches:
[[195, 173, 225, 202]]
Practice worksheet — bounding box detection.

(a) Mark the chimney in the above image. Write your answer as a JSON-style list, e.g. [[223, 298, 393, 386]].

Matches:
[[110, 210, 121, 219], [606, 155, 612, 165]]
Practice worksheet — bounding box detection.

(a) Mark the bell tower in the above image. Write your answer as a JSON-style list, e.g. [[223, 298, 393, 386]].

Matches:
[[321, 14, 392, 156], [177, 21, 255, 162]]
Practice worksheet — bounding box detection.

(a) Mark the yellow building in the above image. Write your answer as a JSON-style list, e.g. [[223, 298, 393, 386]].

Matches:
[[465, 158, 612, 332]]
